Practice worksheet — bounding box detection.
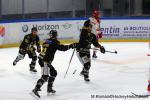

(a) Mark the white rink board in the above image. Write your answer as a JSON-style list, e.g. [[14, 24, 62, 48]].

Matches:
[[0, 19, 150, 45]]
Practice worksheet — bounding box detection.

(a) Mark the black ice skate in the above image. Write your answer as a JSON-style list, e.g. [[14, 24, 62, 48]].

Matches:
[[30, 89, 40, 100], [30, 64, 37, 73], [13, 61, 17, 66], [47, 87, 56, 95], [80, 71, 90, 82], [30, 68, 37, 73], [84, 77, 90, 82], [92, 53, 97, 59]]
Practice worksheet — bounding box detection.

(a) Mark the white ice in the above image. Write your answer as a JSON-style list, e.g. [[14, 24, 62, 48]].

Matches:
[[0, 42, 150, 100]]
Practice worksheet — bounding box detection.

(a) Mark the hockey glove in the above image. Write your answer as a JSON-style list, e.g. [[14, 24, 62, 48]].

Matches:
[[97, 32, 103, 39], [28, 46, 36, 52], [100, 46, 105, 54], [69, 43, 78, 49]]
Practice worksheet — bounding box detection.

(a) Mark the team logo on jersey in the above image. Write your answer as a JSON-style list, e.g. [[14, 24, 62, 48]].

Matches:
[[0, 26, 5, 37], [22, 25, 29, 32], [62, 23, 72, 29]]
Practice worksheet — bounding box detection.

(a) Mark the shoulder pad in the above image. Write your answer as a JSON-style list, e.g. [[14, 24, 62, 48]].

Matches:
[[89, 17, 94, 21]]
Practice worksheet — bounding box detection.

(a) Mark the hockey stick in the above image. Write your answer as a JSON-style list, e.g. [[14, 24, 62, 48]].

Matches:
[[64, 49, 76, 78], [91, 48, 118, 54], [106, 50, 117, 54]]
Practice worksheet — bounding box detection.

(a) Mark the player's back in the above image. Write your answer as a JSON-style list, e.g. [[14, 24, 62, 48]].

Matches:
[[78, 29, 98, 49], [42, 38, 59, 62]]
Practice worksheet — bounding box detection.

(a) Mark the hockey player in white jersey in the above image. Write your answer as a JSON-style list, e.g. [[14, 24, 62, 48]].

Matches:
[[89, 10, 103, 58]]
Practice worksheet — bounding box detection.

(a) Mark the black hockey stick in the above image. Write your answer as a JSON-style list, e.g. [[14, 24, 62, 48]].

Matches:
[[91, 48, 118, 54], [64, 49, 75, 78], [106, 50, 117, 54]]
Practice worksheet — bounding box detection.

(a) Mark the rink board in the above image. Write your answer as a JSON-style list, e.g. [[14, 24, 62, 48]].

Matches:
[[0, 17, 150, 48]]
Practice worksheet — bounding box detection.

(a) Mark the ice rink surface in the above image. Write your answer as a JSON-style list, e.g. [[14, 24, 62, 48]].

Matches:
[[0, 42, 150, 100]]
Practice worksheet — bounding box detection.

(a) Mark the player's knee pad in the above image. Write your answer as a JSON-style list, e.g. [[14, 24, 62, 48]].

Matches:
[[42, 75, 49, 82], [17, 53, 25, 60]]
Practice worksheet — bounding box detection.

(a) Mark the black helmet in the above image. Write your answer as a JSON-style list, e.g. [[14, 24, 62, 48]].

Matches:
[[31, 27, 37, 32], [83, 20, 92, 28], [49, 30, 57, 38]]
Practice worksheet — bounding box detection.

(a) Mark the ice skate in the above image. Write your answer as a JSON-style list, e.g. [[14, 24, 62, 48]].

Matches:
[[30, 68, 37, 73], [13, 60, 17, 66], [92, 53, 97, 59], [84, 77, 90, 82], [30, 64, 37, 73], [47, 87, 56, 96], [80, 71, 90, 82], [30, 89, 40, 100]]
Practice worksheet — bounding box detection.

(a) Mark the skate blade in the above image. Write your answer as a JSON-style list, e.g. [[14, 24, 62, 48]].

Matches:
[[29, 92, 40, 100], [47, 92, 55, 96], [92, 57, 97, 59], [84, 78, 90, 82], [30, 71, 37, 74], [84, 80, 90, 82]]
